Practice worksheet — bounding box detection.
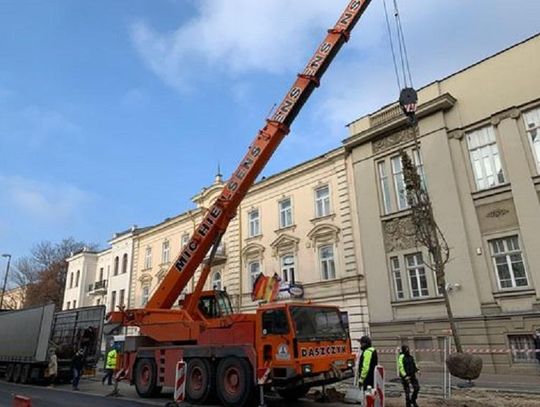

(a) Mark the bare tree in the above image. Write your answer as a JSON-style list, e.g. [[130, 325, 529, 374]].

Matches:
[[400, 132, 463, 353]]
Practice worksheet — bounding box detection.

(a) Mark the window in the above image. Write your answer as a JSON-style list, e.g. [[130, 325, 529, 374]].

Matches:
[[248, 209, 260, 237], [122, 253, 128, 274], [281, 254, 295, 283], [406, 253, 428, 298], [279, 198, 293, 228], [73, 300, 76, 309], [212, 271, 222, 290], [119, 289, 125, 307], [114, 256, 119, 276], [489, 235, 528, 289], [262, 309, 289, 335], [378, 161, 392, 215], [467, 126, 505, 190], [144, 247, 152, 269], [390, 256, 404, 300], [315, 185, 330, 217], [248, 260, 261, 288], [111, 291, 117, 311], [141, 286, 149, 306], [98, 267, 104, 282], [319, 245, 336, 280], [75, 270, 80, 287], [391, 156, 408, 210], [509, 335, 536, 363], [523, 107, 540, 171], [69, 272, 73, 289], [181, 233, 190, 249], [66, 301, 70, 309], [162, 240, 170, 263]]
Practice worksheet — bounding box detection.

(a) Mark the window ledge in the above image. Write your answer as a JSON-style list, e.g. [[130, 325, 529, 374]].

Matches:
[[140, 267, 152, 273], [471, 183, 512, 201], [245, 234, 263, 242], [533, 175, 540, 186], [391, 297, 444, 307], [310, 213, 336, 224], [380, 208, 412, 221], [492, 288, 535, 299], [275, 224, 297, 233]]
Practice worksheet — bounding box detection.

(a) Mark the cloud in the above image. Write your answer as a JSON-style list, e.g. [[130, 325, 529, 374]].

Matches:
[[130, 0, 340, 90], [0, 175, 93, 223]]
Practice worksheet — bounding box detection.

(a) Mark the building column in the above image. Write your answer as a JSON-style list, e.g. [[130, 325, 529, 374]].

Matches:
[[495, 114, 540, 300]]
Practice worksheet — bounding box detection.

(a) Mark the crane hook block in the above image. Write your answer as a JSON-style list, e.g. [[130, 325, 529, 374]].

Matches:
[[399, 87, 418, 123]]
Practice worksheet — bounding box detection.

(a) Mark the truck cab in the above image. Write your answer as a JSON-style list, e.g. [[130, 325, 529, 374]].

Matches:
[[256, 303, 355, 400]]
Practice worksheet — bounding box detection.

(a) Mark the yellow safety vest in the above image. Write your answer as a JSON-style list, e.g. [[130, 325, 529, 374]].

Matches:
[[106, 349, 117, 369]]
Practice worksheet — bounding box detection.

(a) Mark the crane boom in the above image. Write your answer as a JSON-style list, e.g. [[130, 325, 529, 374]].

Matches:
[[147, 0, 371, 310]]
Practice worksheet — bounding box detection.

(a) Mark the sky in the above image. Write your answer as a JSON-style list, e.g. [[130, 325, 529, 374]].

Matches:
[[1, 0, 539, 262]]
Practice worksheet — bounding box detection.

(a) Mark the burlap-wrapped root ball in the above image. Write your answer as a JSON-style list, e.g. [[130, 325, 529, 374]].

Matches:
[[446, 352, 483, 380]]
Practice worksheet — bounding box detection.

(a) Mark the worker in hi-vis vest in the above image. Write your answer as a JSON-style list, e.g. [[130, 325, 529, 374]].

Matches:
[[398, 345, 420, 407], [357, 336, 378, 390], [102, 346, 118, 386]]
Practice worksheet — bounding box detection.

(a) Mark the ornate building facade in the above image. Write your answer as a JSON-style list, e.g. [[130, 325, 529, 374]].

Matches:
[[344, 34, 540, 373], [130, 150, 369, 340]]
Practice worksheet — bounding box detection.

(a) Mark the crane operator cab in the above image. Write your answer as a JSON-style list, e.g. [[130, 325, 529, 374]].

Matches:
[[195, 290, 234, 319], [257, 303, 355, 397]]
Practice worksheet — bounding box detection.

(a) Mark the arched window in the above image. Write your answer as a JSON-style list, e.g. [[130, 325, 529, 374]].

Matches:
[[69, 272, 74, 288], [141, 286, 150, 306], [122, 253, 128, 274], [114, 256, 119, 276], [75, 269, 80, 287], [212, 271, 222, 291], [281, 254, 295, 283], [319, 245, 336, 280]]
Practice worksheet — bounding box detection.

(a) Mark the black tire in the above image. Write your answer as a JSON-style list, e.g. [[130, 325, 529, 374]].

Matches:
[[277, 386, 309, 401], [216, 357, 253, 407], [134, 358, 162, 398], [185, 358, 215, 405], [20, 364, 31, 384], [13, 364, 22, 383], [5, 364, 15, 382]]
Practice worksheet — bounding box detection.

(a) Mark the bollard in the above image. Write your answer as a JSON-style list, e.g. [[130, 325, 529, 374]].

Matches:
[[174, 360, 186, 403], [13, 395, 32, 407]]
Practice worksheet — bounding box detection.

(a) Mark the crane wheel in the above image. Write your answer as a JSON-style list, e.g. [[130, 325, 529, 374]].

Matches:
[[186, 358, 215, 404], [216, 357, 253, 407], [134, 358, 162, 398], [5, 364, 15, 382]]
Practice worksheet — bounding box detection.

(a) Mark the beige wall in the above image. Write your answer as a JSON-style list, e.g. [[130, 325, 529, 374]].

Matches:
[[2, 285, 26, 310], [130, 151, 369, 339], [345, 34, 540, 373]]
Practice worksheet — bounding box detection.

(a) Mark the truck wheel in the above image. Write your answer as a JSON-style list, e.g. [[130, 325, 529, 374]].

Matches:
[[13, 364, 23, 383], [20, 364, 31, 384], [216, 357, 253, 407], [277, 386, 309, 401], [134, 358, 162, 398], [5, 364, 15, 382], [186, 358, 215, 404]]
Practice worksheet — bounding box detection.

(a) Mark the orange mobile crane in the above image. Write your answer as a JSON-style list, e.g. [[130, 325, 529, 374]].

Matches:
[[107, 1, 372, 405]]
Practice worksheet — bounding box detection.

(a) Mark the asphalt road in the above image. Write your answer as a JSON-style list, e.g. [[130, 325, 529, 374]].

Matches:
[[0, 382, 155, 407]]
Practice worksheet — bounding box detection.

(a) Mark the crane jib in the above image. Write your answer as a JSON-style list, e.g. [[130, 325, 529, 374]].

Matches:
[[149, 0, 372, 309]]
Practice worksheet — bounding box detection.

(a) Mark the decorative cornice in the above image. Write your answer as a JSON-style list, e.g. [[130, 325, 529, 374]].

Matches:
[[307, 223, 340, 246], [343, 93, 457, 150], [270, 233, 300, 257], [490, 107, 521, 126]]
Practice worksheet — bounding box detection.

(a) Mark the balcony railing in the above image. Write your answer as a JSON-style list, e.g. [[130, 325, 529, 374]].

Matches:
[[88, 279, 108, 295]]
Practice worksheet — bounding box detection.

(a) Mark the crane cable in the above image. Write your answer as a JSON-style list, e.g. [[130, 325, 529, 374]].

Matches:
[[383, 0, 418, 123]]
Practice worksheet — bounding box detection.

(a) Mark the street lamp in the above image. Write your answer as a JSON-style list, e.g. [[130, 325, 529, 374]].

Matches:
[[0, 253, 12, 309]]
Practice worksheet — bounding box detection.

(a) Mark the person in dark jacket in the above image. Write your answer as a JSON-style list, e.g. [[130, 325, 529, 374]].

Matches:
[[398, 345, 420, 407], [71, 349, 85, 390], [357, 336, 378, 391]]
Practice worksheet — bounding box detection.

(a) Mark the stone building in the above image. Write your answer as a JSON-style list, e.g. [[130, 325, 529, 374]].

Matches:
[[130, 149, 369, 339], [2, 285, 27, 310], [62, 226, 146, 313], [344, 34, 540, 373]]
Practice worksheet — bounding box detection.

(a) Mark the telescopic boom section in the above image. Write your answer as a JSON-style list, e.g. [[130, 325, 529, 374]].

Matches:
[[147, 0, 371, 310]]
